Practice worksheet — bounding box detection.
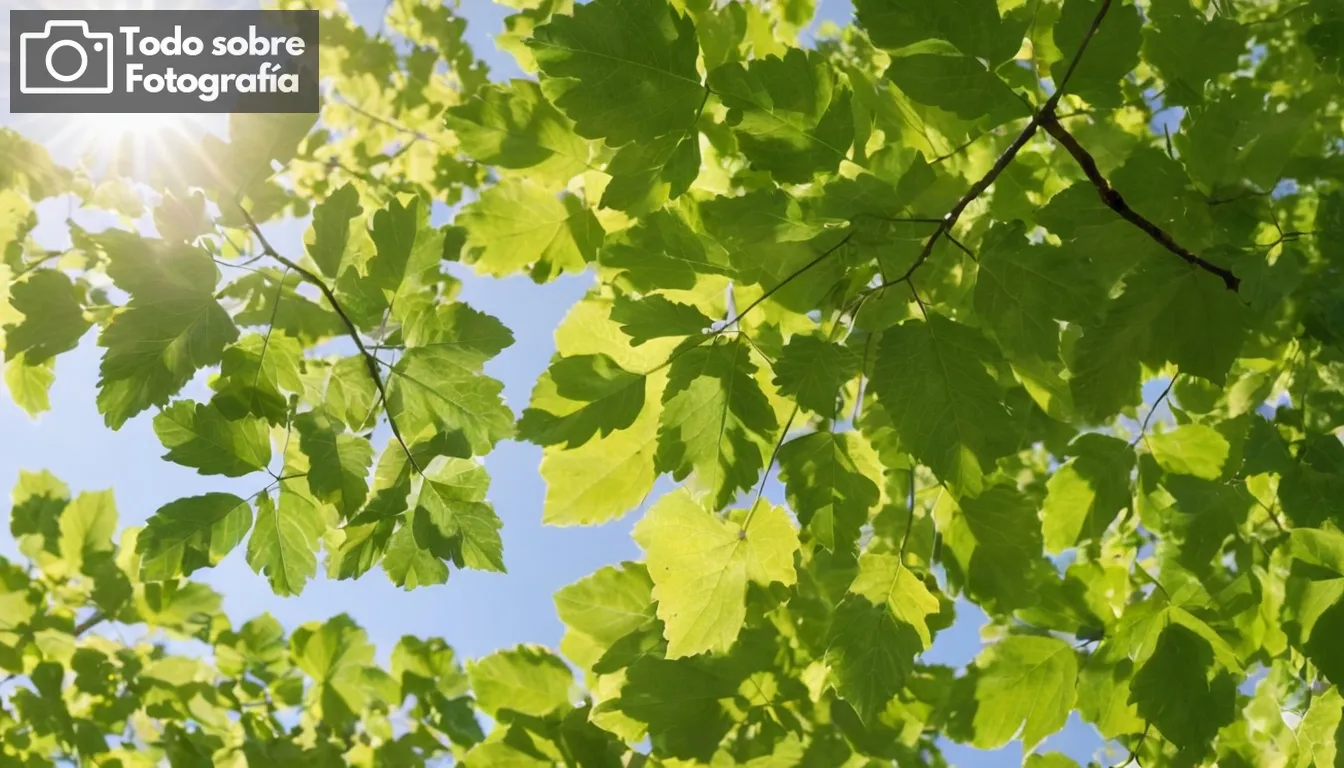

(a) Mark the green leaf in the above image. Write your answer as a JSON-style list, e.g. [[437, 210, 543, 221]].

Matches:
[[388, 346, 514, 456], [1143, 0, 1246, 106], [885, 53, 1029, 127], [970, 636, 1078, 749], [225, 268, 347, 343], [1042, 434, 1135, 552], [327, 519, 395, 582], [633, 490, 798, 658], [211, 333, 303, 425], [96, 239, 237, 429], [554, 562, 655, 649], [941, 484, 1048, 612], [609, 656, 736, 761], [5, 353, 54, 418], [412, 457, 505, 573], [1128, 623, 1238, 760], [457, 178, 603, 281], [855, 0, 1025, 63], [869, 315, 1015, 495], [3, 269, 89, 364], [708, 49, 855, 183], [540, 373, 663, 526], [391, 635, 469, 700], [657, 338, 777, 509], [138, 493, 253, 581], [296, 409, 374, 518], [772, 334, 861, 418], [825, 597, 923, 723], [291, 614, 382, 730], [1294, 687, 1342, 768], [848, 553, 941, 647], [306, 182, 366, 280], [1176, 83, 1312, 192], [1070, 258, 1245, 421], [518, 354, 647, 449], [382, 513, 450, 589], [247, 477, 328, 596], [154, 400, 272, 478], [529, 0, 705, 146], [1051, 0, 1142, 108], [973, 222, 1104, 361], [467, 645, 573, 718], [366, 195, 445, 300], [601, 207, 736, 292], [1148, 423, 1231, 480], [610, 295, 714, 347], [777, 432, 880, 551], [600, 132, 701, 215], [446, 79, 594, 186], [1286, 529, 1344, 686], [57, 490, 117, 573]]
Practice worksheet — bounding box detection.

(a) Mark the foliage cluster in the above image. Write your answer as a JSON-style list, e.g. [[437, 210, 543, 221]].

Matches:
[[3, 0, 1344, 764]]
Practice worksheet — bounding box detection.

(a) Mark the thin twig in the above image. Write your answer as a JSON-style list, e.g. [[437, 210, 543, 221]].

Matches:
[[213, 257, 264, 274], [1041, 113, 1240, 291], [1113, 723, 1151, 767], [8, 251, 63, 280], [908, 281, 929, 317], [743, 295, 869, 528], [931, 132, 985, 164], [728, 233, 855, 326], [249, 267, 290, 418], [332, 94, 437, 144], [1131, 374, 1178, 448], [747, 405, 799, 526], [944, 232, 977, 261], [73, 611, 107, 637], [236, 205, 423, 477]]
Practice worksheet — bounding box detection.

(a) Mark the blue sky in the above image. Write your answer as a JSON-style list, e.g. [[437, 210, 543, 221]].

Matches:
[[0, 1, 1115, 764]]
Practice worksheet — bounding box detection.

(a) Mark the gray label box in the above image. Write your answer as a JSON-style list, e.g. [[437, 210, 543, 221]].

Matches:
[[9, 10, 318, 114]]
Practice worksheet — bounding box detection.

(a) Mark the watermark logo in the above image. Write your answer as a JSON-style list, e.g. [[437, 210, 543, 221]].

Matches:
[[10, 10, 318, 114]]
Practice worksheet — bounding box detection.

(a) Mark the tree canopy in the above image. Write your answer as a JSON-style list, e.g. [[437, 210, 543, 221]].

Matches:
[[3, 0, 1344, 765]]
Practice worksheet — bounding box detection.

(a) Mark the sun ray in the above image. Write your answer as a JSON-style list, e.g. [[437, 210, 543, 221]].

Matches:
[[4, 0, 248, 170]]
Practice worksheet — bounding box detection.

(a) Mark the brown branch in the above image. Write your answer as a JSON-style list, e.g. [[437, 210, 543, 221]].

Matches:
[[74, 611, 107, 637], [1040, 113, 1241, 291], [236, 206, 424, 476], [887, 0, 1117, 290]]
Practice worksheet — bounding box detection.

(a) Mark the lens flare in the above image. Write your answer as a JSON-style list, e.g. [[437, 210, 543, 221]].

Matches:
[[2, 0, 245, 174]]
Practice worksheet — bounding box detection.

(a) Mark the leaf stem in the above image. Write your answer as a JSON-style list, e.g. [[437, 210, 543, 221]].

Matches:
[[8, 250, 63, 280], [1130, 374, 1178, 448], [898, 468, 917, 563]]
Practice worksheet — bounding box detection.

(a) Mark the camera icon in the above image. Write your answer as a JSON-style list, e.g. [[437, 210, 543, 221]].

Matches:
[[19, 21, 115, 95]]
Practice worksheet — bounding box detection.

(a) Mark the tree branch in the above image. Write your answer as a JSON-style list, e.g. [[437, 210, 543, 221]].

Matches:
[[888, 0, 1117, 291], [236, 206, 424, 476], [1040, 113, 1240, 291], [74, 611, 107, 637]]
